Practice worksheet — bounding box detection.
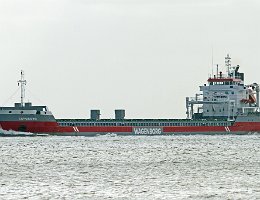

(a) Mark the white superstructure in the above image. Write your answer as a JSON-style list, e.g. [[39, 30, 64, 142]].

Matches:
[[186, 55, 259, 120]]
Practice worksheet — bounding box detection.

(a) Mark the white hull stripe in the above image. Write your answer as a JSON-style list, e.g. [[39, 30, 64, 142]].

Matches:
[[73, 127, 79, 132], [225, 126, 230, 132]]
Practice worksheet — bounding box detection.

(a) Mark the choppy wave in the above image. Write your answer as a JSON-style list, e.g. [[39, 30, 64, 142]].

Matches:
[[0, 135, 259, 199]]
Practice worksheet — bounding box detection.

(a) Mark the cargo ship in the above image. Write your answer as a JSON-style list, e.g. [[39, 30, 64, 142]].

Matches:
[[1, 55, 260, 136]]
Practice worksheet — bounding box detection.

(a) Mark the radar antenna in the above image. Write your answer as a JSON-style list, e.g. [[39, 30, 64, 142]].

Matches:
[[17, 70, 27, 107]]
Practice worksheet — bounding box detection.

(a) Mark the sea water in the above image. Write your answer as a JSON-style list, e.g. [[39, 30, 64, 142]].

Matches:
[[0, 135, 259, 200]]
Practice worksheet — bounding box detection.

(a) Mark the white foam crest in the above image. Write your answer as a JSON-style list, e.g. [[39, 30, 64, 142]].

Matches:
[[0, 129, 34, 136]]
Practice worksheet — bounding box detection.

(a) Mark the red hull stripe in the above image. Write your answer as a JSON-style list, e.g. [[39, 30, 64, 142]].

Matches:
[[0, 121, 58, 132], [1, 121, 260, 133], [163, 126, 226, 132], [55, 126, 132, 133]]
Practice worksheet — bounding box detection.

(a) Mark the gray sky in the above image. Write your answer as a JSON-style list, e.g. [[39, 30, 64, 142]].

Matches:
[[0, 0, 259, 119]]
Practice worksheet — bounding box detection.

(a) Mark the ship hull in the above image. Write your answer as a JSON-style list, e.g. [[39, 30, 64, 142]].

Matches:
[[1, 120, 258, 136]]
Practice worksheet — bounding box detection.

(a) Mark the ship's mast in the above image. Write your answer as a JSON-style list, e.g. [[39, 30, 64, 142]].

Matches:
[[225, 54, 231, 77], [18, 70, 27, 107]]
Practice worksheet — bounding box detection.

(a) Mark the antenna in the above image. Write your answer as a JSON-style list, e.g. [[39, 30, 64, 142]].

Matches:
[[211, 47, 214, 77], [216, 64, 219, 78], [17, 70, 27, 107]]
